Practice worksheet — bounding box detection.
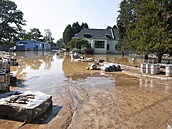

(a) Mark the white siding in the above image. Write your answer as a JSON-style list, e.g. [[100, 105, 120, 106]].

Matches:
[[107, 40, 118, 54], [92, 39, 107, 54], [83, 38, 117, 54]]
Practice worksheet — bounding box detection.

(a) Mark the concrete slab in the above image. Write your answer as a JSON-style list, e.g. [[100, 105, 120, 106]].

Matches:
[[0, 90, 52, 122]]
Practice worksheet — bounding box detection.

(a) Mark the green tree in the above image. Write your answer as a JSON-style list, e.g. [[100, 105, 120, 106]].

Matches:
[[67, 38, 90, 50], [63, 22, 89, 47], [117, 0, 172, 62], [44, 29, 54, 43], [106, 26, 112, 29], [63, 24, 73, 46], [72, 22, 81, 34], [112, 25, 118, 30], [81, 23, 88, 29], [27, 28, 43, 41], [0, 0, 26, 43], [117, 0, 135, 53], [106, 25, 117, 30], [17, 29, 27, 40], [130, 0, 172, 62], [128, 0, 151, 59], [57, 38, 65, 48]]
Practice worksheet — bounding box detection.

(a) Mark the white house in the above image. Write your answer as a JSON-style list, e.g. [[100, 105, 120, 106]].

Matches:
[[16, 40, 51, 51], [74, 28, 118, 54]]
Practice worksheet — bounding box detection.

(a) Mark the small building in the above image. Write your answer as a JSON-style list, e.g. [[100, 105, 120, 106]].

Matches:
[[74, 28, 118, 54], [16, 40, 51, 51]]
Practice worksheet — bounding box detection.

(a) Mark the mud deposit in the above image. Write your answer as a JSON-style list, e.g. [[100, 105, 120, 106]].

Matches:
[[0, 52, 172, 129]]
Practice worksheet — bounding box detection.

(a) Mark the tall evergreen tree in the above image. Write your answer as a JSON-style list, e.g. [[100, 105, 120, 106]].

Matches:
[[117, 0, 135, 53], [112, 25, 118, 30], [106, 26, 112, 29], [63, 25, 73, 46], [63, 22, 89, 46], [117, 0, 172, 62], [81, 23, 88, 29], [130, 0, 172, 62], [72, 22, 81, 34]]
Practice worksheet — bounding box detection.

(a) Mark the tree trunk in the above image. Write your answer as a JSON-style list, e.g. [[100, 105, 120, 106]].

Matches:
[[157, 53, 162, 63], [122, 51, 124, 58], [0, 36, 2, 42], [144, 54, 148, 59]]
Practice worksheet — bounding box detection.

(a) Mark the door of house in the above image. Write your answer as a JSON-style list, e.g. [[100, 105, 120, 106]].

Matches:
[[107, 44, 109, 50], [42, 44, 45, 50]]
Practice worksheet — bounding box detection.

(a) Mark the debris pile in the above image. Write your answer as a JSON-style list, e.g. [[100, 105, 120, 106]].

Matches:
[[100, 63, 121, 72], [70, 52, 94, 62], [1, 57, 18, 66], [0, 62, 10, 93], [69, 52, 122, 72], [89, 62, 121, 72]]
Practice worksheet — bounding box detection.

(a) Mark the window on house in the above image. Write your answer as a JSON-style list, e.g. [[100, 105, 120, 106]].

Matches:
[[94, 41, 105, 48], [105, 34, 111, 39]]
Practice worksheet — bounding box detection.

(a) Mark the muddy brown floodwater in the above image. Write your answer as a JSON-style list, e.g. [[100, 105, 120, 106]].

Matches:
[[0, 51, 172, 129]]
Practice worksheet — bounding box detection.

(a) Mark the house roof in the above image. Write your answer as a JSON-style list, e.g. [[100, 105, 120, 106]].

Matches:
[[17, 40, 50, 44], [74, 28, 117, 40]]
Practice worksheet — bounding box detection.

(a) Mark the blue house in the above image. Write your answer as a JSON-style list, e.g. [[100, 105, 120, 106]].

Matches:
[[16, 40, 51, 51]]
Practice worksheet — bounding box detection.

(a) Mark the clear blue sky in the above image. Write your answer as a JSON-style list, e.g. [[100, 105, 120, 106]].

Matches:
[[13, 0, 121, 41]]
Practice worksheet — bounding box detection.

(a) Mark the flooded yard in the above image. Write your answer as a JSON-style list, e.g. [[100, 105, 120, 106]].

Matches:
[[1, 51, 172, 129]]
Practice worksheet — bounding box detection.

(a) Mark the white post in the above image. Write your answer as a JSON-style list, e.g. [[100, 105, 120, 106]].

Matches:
[[146, 64, 151, 74], [166, 65, 172, 76], [140, 63, 146, 73]]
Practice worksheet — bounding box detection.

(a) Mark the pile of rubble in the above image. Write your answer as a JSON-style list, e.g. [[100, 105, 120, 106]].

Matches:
[[90, 62, 121, 72]]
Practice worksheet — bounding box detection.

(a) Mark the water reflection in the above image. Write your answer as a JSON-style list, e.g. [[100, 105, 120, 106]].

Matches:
[[139, 77, 172, 94], [83, 54, 142, 67], [5, 52, 172, 129], [12, 51, 60, 79], [62, 55, 89, 76], [62, 55, 116, 80], [16, 51, 54, 70], [139, 78, 154, 88], [11, 52, 172, 83], [85, 54, 172, 66]]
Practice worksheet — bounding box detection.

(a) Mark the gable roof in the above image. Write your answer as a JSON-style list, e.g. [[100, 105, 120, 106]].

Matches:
[[74, 28, 116, 40]]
